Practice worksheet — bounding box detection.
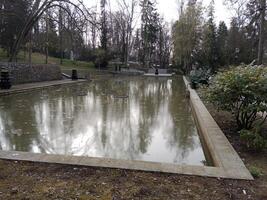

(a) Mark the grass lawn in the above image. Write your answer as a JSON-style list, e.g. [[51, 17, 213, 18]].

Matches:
[[0, 48, 95, 71]]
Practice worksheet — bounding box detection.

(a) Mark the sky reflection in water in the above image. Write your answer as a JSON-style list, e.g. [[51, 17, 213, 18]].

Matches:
[[0, 76, 206, 165]]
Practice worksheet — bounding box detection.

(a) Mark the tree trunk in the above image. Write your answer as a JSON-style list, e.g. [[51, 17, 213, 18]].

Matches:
[[59, 5, 63, 65], [91, 11, 97, 50], [24, 45, 26, 61], [45, 13, 48, 64], [60, 34, 63, 65], [258, 0, 266, 65], [29, 29, 32, 66]]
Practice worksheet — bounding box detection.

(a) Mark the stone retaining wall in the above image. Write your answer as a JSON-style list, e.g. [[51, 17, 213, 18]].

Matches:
[[0, 62, 62, 84]]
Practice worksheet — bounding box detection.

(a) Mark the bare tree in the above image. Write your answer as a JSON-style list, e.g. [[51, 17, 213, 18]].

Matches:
[[224, 0, 267, 65], [115, 0, 137, 65], [45, 12, 49, 64], [9, 0, 96, 63], [224, 0, 250, 27]]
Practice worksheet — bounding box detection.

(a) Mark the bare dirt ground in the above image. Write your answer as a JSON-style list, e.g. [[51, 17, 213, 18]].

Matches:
[[205, 106, 267, 200], [0, 159, 262, 200], [0, 93, 266, 200]]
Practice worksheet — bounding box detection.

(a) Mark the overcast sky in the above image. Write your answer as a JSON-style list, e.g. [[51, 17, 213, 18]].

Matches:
[[85, 0, 232, 26], [158, 0, 231, 25]]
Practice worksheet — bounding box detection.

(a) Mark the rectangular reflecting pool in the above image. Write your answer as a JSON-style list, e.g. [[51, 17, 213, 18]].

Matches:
[[0, 76, 208, 166]]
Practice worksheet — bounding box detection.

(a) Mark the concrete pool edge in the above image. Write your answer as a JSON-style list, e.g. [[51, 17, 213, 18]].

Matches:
[[0, 76, 253, 180], [0, 79, 88, 96], [0, 150, 238, 179], [183, 76, 253, 180]]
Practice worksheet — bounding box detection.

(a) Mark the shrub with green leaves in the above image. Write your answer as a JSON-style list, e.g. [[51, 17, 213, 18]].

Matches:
[[240, 129, 266, 152], [94, 49, 109, 68], [249, 166, 263, 178], [189, 68, 211, 89], [207, 65, 267, 130]]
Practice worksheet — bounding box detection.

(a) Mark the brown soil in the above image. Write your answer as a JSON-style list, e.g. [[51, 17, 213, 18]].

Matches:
[[0, 159, 261, 200], [204, 106, 267, 200], [0, 93, 266, 200]]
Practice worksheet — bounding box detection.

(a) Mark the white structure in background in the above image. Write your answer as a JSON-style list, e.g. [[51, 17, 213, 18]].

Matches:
[[70, 50, 74, 61]]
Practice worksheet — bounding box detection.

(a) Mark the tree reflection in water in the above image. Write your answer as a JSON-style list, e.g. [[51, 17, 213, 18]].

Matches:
[[0, 77, 206, 165]]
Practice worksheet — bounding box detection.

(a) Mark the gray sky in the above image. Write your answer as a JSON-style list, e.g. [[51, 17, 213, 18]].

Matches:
[[157, 0, 231, 25], [84, 0, 232, 26]]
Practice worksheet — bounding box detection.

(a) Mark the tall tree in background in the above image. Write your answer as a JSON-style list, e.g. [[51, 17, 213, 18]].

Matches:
[[257, 0, 266, 64], [0, 0, 170, 67], [91, 8, 97, 50], [97, 0, 108, 68], [225, 0, 267, 65], [100, 0, 107, 51], [173, 0, 203, 74], [172, 0, 265, 74], [156, 18, 171, 68], [133, 29, 141, 61], [227, 18, 242, 64], [202, 0, 217, 72], [0, 0, 29, 57], [224, 0, 248, 28], [4, 0, 94, 62], [140, 0, 160, 67], [217, 21, 228, 66], [59, 3, 63, 64], [111, 0, 137, 65]]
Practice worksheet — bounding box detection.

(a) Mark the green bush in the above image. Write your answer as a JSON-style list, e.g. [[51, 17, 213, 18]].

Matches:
[[189, 68, 211, 89], [249, 166, 263, 178], [240, 129, 266, 152], [207, 65, 267, 130], [94, 49, 109, 68]]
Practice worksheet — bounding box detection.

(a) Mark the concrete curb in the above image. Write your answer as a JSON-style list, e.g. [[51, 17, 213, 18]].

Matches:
[[0, 79, 87, 96], [183, 76, 253, 180]]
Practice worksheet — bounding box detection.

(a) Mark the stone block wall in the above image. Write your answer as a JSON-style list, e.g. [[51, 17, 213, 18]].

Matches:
[[0, 62, 62, 84]]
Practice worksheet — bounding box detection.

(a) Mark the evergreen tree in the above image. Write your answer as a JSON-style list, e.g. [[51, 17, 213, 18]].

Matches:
[[201, 0, 217, 72], [257, 0, 266, 64], [227, 18, 241, 65], [217, 21, 228, 66], [100, 0, 107, 51], [173, 0, 203, 74], [0, 0, 30, 57], [225, 0, 266, 64], [99, 0, 108, 68], [227, 18, 255, 65], [140, 0, 160, 67]]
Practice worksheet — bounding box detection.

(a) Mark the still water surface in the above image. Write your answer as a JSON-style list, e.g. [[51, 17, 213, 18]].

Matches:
[[0, 76, 206, 165]]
